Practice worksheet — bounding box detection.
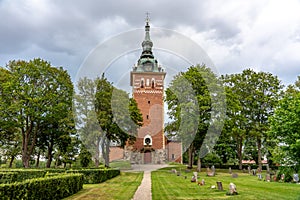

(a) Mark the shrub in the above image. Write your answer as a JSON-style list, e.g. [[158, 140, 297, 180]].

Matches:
[[0, 173, 84, 200], [67, 168, 120, 184], [0, 172, 18, 184], [276, 167, 294, 182], [0, 169, 46, 182]]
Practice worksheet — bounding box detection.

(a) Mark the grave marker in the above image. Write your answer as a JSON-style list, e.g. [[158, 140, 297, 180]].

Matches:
[[216, 181, 223, 190]]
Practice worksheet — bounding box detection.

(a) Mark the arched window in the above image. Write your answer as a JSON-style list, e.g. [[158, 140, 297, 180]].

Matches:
[[151, 78, 155, 88], [141, 79, 144, 88]]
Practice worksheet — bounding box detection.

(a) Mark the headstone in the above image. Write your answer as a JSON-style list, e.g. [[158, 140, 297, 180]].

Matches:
[[258, 174, 262, 180], [193, 172, 198, 182], [252, 169, 256, 176], [201, 179, 205, 185], [293, 174, 299, 183], [206, 167, 210, 173], [248, 166, 251, 174], [273, 175, 277, 182], [243, 168, 246, 173], [227, 182, 238, 195], [265, 174, 271, 182], [211, 165, 215, 173], [229, 167, 232, 174], [171, 169, 177, 174], [266, 164, 270, 173], [216, 181, 223, 190], [232, 173, 238, 178], [191, 175, 196, 182], [281, 174, 285, 182]]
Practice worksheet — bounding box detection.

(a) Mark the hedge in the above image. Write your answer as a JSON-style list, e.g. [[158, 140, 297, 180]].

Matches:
[[0, 170, 46, 182], [0, 173, 84, 200], [0, 172, 18, 184], [67, 168, 120, 184]]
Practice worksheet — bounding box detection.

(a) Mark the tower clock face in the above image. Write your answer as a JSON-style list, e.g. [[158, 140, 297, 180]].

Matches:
[[144, 63, 153, 71]]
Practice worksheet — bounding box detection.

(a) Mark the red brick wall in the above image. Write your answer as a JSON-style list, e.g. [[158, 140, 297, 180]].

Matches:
[[131, 72, 166, 151], [109, 146, 124, 162], [166, 142, 182, 163]]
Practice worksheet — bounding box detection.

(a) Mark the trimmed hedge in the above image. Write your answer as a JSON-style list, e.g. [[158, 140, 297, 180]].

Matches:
[[0, 172, 18, 184], [0, 169, 46, 182], [67, 168, 120, 184], [0, 173, 84, 200]]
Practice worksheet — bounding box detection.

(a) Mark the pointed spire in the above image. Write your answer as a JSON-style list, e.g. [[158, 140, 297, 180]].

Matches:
[[141, 12, 153, 58]]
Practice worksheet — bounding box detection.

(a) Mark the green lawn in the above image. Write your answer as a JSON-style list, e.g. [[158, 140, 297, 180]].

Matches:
[[64, 172, 143, 200], [152, 167, 300, 200]]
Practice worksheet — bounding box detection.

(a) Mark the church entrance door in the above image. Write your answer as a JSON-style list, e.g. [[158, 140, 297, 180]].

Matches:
[[144, 151, 152, 164]]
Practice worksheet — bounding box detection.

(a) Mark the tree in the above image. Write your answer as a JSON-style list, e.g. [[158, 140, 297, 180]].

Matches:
[[165, 65, 223, 169], [0, 59, 75, 168], [269, 77, 300, 167], [95, 74, 142, 167], [222, 69, 283, 170], [75, 75, 142, 168]]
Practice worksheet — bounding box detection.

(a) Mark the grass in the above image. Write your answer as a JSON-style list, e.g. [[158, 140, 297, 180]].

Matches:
[[152, 166, 300, 200], [109, 160, 132, 170], [64, 172, 143, 200]]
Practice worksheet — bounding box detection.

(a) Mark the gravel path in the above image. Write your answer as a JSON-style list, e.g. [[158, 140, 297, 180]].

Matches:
[[129, 164, 168, 200]]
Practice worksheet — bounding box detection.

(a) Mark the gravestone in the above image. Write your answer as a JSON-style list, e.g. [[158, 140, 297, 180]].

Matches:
[[229, 167, 232, 174], [281, 174, 285, 182], [191, 176, 196, 182], [252, 169, 256, 176], [193, 172, 198, 182], [216, 181, 223, 190], [248, 166, 251, 174], [171, 169, 177, 174], [265, 174, 271, 182], [201, 179, 205, 185], [232, 173, 238, 178], [211, 165, 215, 173], [273, 175, 277, 182], [293, 174, 299, 183], [243, 168, 246, 173], [266, 164, 270, 173], [257, 174, 262, 180], [227, 182, 238, 195]]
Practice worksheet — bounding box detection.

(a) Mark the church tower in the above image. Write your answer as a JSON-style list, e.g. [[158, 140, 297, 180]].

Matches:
[[129, 15, 167, 164]]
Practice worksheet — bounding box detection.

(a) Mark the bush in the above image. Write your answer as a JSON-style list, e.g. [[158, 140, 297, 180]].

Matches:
[[0, 169, 46, 182], [276, 167, 294, 182], [0, 172, 18, 184], [0, 173, 84, 200], [67, 168, 120, 184]]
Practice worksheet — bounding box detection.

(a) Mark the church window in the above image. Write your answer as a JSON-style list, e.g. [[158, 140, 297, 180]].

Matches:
[[141, 79, 144, 88], [151, 78, 155, 88], [148, 100, 150, 104], [146, 115, 149, 119]]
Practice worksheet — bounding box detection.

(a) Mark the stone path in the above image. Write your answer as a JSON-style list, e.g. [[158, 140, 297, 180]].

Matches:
[[127, 164, 168, 200]]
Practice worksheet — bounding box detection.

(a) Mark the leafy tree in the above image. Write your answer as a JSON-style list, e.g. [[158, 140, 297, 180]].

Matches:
[[269, 77, 300, 167], [0, 59, 75, 168], [165, 65, 224, 169], [75, 75, 142, 168]]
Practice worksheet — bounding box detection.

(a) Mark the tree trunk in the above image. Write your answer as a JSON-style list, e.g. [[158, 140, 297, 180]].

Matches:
[[197, 157, 201, 172], [237, 137, 243, 170], [104, 137, 110, 168], [95, 137, 101, 167], [36, 150, 40, 168], [187, 144, 194, 169], [257, 137, 262, 171], [46, 140, 53, 168], [9, 155, 15, 168]]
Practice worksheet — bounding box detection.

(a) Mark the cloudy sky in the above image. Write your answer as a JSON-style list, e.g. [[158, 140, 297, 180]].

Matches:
[[1, 0, 300, 88]]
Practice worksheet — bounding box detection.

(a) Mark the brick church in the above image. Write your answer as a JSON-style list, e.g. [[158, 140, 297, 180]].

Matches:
[[109, 17, 182, 164]]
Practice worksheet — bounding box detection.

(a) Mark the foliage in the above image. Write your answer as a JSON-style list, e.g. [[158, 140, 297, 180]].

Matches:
[[0, 173, 83, 200], [201, 152, 222, 164], [0, 59, 75, 168], [276, 167, 295, 182], [269, 77, 300, 167], [0, 172, 18, 184], [165, 65, 224, 168], [0, 169, 46, 182], [67, 168, 120, 184]]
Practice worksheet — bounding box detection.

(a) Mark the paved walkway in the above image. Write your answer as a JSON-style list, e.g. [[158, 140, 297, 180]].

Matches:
[[128, 164, 168, 200]]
